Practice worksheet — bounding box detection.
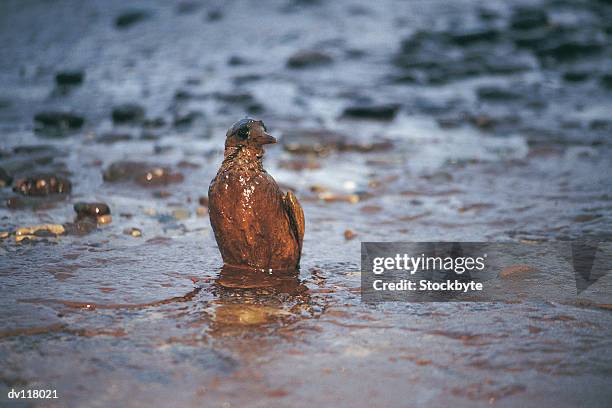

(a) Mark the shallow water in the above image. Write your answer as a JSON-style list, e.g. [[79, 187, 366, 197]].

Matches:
[[1, 0, 612, 406]]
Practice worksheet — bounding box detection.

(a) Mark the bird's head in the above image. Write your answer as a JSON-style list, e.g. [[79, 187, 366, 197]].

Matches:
[[225, 118, 276, 149]]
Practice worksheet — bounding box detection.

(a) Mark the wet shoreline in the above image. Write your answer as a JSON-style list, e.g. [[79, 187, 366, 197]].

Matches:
[[2, 0, 612, 406]]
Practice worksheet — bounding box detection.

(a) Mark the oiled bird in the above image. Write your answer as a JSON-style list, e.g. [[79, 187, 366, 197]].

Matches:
[[208, 118, 304, 271]]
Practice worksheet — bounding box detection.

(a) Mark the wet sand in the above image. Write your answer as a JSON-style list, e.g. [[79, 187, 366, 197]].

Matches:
[[1, 0, 612, 406]]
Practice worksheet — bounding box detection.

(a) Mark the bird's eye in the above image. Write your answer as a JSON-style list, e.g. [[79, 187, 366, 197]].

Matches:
[[237, 126, 249, 140]]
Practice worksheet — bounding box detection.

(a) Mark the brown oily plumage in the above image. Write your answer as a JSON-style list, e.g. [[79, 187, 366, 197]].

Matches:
[[208, 118, 305, 271]]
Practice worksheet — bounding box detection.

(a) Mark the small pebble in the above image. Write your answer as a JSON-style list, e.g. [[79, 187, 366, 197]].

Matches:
[[172, 208, 190, 220], [55, 71, 84, 86], [196, 206, 208, 217], [124, 227, 142, 237], [97, 214, 113, 225], [207, 9, 223, 21], [115, 10, 150, 29], [74, 202, 111, 217], [344, 229, 357, 240], [319, 192, 360, 204], [15, 224, 65, 242], [287, 50, 333, 68], [144, 208, 157, 216]]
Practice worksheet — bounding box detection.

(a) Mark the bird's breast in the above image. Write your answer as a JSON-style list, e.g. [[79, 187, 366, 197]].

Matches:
[[211, 170, 281, 215]]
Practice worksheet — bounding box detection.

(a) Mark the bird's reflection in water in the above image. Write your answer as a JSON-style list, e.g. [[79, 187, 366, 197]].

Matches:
[[209, 266, 312, 336]]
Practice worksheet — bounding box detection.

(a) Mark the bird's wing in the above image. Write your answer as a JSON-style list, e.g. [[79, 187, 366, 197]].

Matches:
[[284, 190, 305, 253]]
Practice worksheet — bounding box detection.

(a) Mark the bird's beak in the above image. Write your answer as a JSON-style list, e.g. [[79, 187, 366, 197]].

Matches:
[[260, 132, 277, 145]]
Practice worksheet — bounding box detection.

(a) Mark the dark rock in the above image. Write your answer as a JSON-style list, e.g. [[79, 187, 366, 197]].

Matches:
[[176, 1, 202, 14], [589, 119, 612, 131], [228, 55, 249, 66], [173, 111, 204, 129], [563, 71, 589, 82], [247, 103, 264, 115], [153, 145, 173, 154], [13, 145, 61, 155], [342, 104, 399, 120], [13, 174, 71, 196], [287, 50, 333, 68], [135, 168, 184, 187], [346, 48, 366, 59], [476, 86, 522, 101], [112, 104, 145, 123], [206, 9, 223, 21], [0, 167, 12, 188], [96, 133, 133, 144], [115, 10, 150, 29], [198, 196, 209, 207], [478, 8, 499, 21], [536, 37, 604, 62], [510, 7, 549, 30], [74, 202, 111, 218], [55, 71, 84, 86], [5, 196, 61, 211], [601, 74, 612, 89], [174, 89, 193, 100], [0, 98, 11, 110], [174, 89, 206, 101], [34, 111, 85, 136], [449, 28, 500, 46], [63, 217, 98, 235], [232, 74, 262, 85]]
